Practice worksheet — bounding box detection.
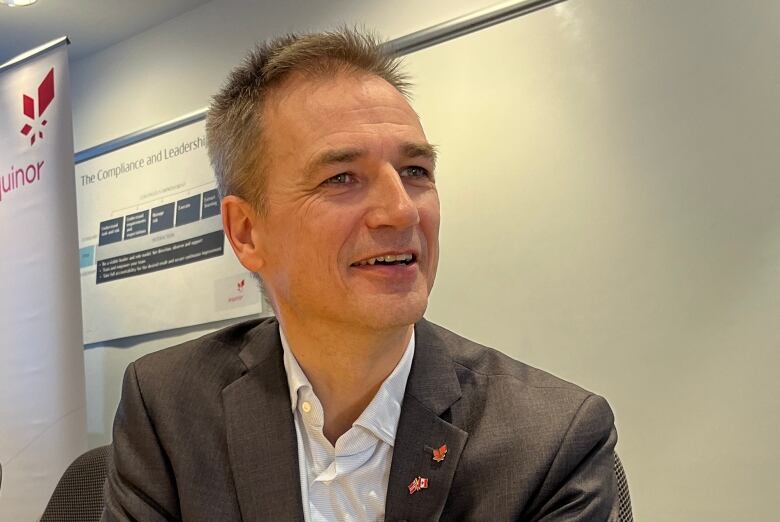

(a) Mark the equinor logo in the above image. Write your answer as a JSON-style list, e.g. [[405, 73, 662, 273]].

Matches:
[[20, 67, 55, 146], [1, 68, 53, 204]]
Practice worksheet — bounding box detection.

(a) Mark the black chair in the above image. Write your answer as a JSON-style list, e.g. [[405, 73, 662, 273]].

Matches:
[[40, 444, 111, 522], [614, 452, 634, 522]]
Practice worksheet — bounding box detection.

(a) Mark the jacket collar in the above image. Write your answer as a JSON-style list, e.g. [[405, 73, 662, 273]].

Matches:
[[222, 318, 305, 521], [222, 317, 469, 521], [385, 318, 469, 521]]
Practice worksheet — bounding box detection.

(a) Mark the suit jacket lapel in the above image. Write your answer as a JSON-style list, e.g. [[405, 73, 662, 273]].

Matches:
[[221, 319, 304, 521], [385, 319, 469, 522]]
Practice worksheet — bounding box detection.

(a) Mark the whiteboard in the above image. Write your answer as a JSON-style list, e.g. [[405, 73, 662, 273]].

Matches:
[[406, 1, 780, 520]]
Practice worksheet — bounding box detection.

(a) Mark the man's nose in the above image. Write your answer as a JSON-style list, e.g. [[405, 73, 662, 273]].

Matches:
[[365, 166, 420, 230]]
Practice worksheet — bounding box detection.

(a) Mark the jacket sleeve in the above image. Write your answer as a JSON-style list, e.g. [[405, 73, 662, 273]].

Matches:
[[526, 394, 619, 522], [101, 362, 181, 522]]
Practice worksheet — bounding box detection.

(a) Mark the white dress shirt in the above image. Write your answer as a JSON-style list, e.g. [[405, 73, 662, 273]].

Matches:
[[280, 327, 415, 522]]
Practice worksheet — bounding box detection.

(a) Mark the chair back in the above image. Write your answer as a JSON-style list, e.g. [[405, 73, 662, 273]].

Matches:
[[614, 452, 634, 522], [40, 444, 112, 522]]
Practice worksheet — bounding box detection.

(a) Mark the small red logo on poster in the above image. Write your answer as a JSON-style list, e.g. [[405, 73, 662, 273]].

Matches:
[[20, 67, 55, 146]]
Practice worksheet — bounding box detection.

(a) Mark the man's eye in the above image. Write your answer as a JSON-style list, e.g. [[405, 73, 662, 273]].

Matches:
[[400, 166, 430, 178], [323, 173, 353, 185]]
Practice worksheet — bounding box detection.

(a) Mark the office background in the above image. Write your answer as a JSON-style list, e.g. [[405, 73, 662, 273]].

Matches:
[[5, 0, 779, 520]]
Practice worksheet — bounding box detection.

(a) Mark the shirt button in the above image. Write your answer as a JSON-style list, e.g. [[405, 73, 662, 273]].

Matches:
[[301, 401, 312, 413]]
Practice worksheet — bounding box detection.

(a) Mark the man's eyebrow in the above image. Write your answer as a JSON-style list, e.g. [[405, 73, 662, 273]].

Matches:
[[401, 142, 438, 167], [304, 142, 438, 181], [317, 148, 366, 165], [305, 147, 367, 180]]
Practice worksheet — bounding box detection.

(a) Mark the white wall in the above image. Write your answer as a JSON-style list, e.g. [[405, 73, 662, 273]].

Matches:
[[72, 0, 780, 520], [407, 1, 780, 520]]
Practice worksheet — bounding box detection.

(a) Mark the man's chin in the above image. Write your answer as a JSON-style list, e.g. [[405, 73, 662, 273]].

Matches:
[[354, 294, 428, 331]]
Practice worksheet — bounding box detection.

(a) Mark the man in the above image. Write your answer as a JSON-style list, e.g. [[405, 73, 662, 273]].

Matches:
[[103, 29, 617, 521]]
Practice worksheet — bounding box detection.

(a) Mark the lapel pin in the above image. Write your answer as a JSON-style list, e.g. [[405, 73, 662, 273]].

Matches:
[[408, 476, 429, 495], [432, 443, 448, 462]]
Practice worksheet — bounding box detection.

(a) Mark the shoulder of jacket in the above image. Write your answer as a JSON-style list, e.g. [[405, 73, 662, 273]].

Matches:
[[132, 315, 277, 382], [419, 319, 592, 396]]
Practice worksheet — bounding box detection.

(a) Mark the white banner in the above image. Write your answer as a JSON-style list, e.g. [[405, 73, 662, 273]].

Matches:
[[75, 118, 263, 344], [0, 42, 87, 520]]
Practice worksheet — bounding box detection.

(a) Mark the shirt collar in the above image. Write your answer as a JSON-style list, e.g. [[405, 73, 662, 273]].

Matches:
[[280, 327, 309, 411], [280, 326, 415, 447]]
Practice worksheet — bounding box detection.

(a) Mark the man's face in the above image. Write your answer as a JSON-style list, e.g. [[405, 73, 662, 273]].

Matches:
[[252, 72, 440, 332]]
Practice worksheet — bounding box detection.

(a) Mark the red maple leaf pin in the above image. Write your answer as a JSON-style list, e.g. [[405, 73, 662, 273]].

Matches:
[[432, 443, 448, 462]]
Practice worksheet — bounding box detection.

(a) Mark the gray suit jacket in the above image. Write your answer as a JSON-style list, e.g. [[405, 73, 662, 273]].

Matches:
[[103, 317, 617, 521]]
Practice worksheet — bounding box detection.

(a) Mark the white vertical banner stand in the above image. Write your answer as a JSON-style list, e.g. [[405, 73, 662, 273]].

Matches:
[[0, 38, 87, 520]]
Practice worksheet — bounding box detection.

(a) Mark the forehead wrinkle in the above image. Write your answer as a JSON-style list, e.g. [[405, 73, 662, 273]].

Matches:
[[339, 102, 424, 128]]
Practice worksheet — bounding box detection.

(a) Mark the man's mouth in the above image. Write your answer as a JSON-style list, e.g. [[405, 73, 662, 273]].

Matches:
[[351, 253, 416, 267]]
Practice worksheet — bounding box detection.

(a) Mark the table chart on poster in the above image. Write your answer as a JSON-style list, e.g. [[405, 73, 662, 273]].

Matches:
[[75, 118, 263, 344]]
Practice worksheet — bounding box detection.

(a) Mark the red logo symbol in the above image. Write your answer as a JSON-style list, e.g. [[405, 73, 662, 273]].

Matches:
[[20, 67, 55, 146], [237, 279, 246, 292], [408, 476, 429, 495], [432, 443, 448, 462]]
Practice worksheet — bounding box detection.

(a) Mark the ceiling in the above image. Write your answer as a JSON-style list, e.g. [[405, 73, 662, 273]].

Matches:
[[0, 0, 213, 65]]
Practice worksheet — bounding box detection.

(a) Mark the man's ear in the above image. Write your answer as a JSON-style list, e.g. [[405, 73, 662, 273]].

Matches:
[[222, 195, 266, 272]]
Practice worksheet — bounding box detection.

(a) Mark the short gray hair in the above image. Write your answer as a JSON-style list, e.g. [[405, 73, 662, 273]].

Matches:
[[205, 28, 410, 212]]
